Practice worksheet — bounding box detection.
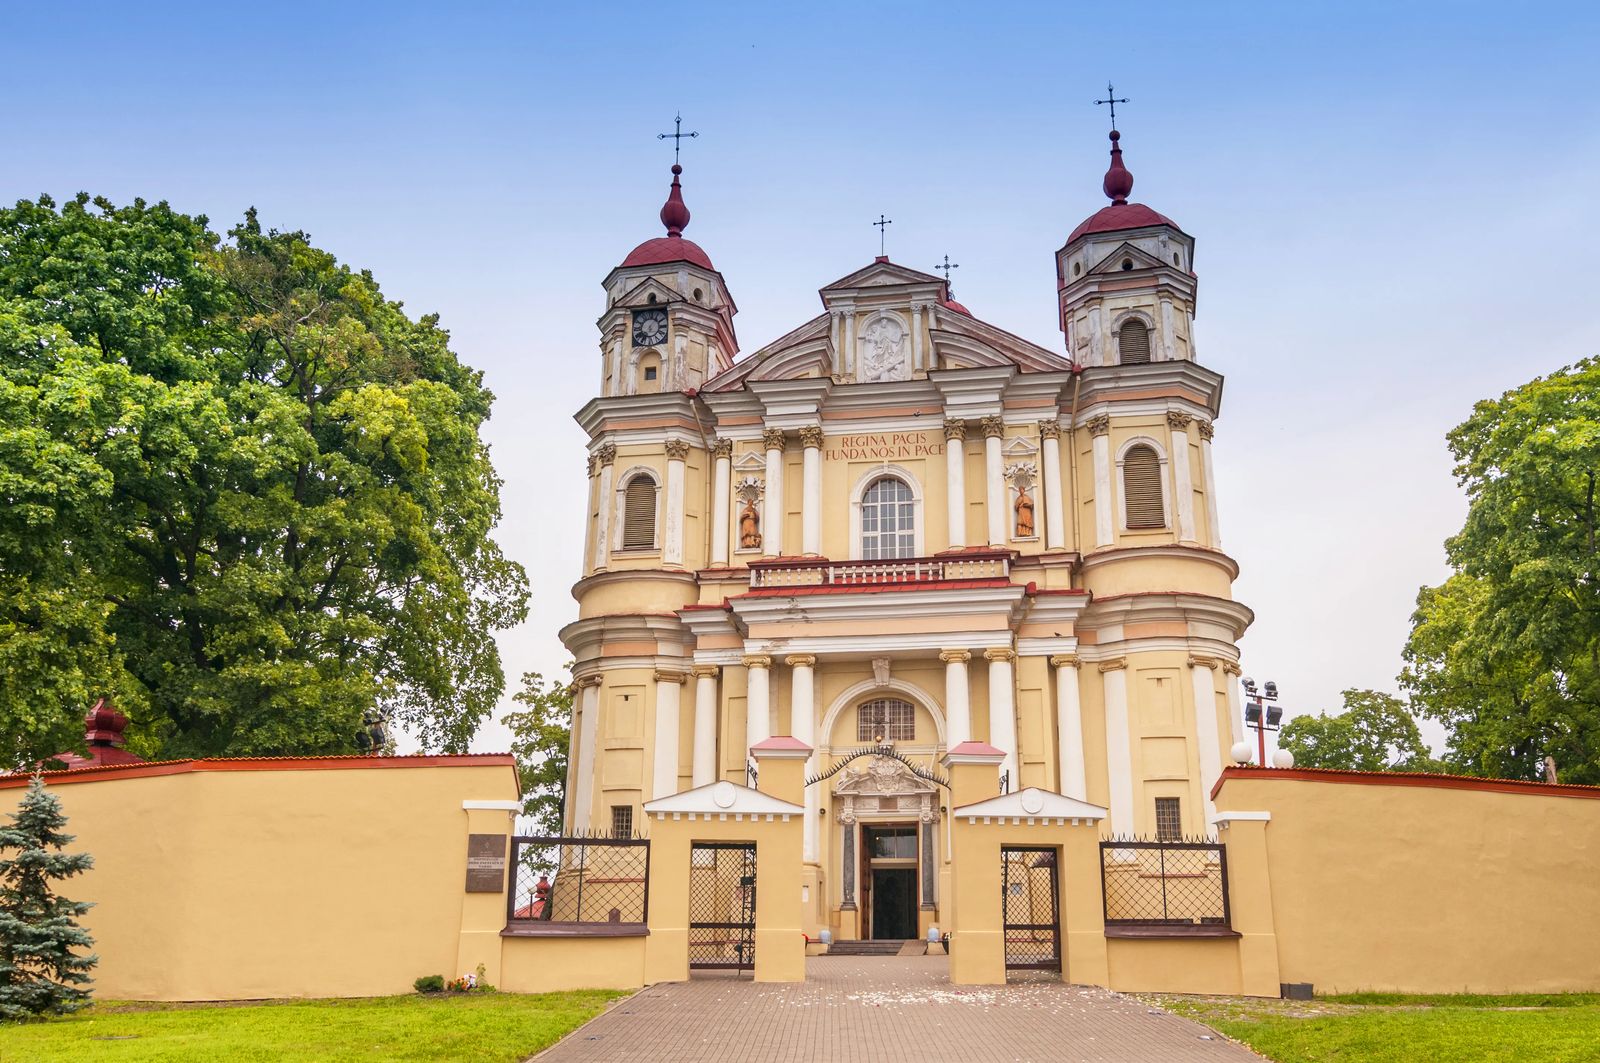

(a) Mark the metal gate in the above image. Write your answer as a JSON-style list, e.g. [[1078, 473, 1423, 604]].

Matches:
[[688, 842, 757, 972], [1001, 845, 1061, 973]]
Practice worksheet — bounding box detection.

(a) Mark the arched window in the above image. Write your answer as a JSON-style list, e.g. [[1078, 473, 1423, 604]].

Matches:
[[861, 477, 915, 560], [1122, 444, 1166, 529], [857, 698, 916, 743], [1118, 319, 1151, 365], [620, 473, 658, 549]]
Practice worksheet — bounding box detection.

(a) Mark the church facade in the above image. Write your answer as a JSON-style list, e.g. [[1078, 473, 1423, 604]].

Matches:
[[561, 131, 1251, 942]]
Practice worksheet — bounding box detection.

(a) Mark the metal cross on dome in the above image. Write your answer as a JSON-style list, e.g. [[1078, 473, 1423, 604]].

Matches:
[[873, 213, 893, 256], [1095, 82, 1129, 129], [657, 112, 698, 165], [933, 254, 960, 287]]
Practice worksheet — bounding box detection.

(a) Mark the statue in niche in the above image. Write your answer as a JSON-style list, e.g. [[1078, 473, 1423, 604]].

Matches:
[[1014, 484, 1035, 538], [860, 314, 907, 382], [739, 498, 762, 549]]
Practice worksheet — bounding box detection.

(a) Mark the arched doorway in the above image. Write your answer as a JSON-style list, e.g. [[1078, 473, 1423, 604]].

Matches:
[[832, 749, 941, 940]]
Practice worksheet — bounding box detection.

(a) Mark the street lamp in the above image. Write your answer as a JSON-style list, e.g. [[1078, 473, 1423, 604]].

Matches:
[[1240, 677, 1286, 767]]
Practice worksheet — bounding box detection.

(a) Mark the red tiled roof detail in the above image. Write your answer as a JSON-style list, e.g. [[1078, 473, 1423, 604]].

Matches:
[[1067, 203, 1180, 243], [1211, 765, 1600, 802], [940, 298, 972, 316], [620, 236, 714, 271], [2, 752, 516, 788]]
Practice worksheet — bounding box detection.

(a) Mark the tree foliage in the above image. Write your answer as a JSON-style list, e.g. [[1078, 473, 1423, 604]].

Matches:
[[0, 777, 96, 1019], [504, 671, 573, 835], [0, 194, 527, 768], [1279, 689, 1438, 772], [1403, 358, 1600, 783]]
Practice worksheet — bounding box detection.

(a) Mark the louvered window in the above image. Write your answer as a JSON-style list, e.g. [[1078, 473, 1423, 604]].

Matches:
[[857, 698, 916, 743], [621, 475, 657, 549], [1122, 445, 1166, 529], [1118, 320, 1151, 365], [861, 477, 915, 559]]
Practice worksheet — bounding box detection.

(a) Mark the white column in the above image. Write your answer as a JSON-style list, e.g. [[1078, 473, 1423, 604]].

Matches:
[[573, 677, 601, 831], [651, 670, 685, 800], [788, 655, 819, 862], [1189, 657, 1224, 826], [985, 649, 1018, 787], [1160, 297, 1177, 361], [1101, 660, 1135, 838], [762, 429, 785, 557], [910, 302, 924, 371], [663, 439, 689, 567], [591, 444, 616, 570], [944, 419, 967, 549], [1050, 655, 1086, 801], [829, 312, 842, 375], [1223, 662, 1245, 748], [691, 666, 719, 787], [842, 311, 856, 375], [940, 650, 971, 747], [1168, 412, 1197, 543], [743, 654, 771, 756], [1089, 417, 1112, 547], [1199, 421, 1221, 547], [981, 415, 1006, 547], [1039, 421, 1066, 552], [1086, 306, 1104, 366], [799, 427, 823, 556], [710, 439, 732, 566]]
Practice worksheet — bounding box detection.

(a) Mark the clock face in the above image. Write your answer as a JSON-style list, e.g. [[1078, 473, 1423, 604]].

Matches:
[[632, 309, 668, 347]]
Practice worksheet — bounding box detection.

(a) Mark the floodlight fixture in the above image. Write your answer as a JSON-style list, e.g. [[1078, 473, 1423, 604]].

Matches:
[[1266, 704, 1284, 726], [1264, 680, 1279, 699], [1244, 704, 1263, 724], [1242, 677, 1257, 693]]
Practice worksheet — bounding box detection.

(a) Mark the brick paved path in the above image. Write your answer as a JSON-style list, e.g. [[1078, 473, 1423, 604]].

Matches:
[[532, 955, 1260, 1062]]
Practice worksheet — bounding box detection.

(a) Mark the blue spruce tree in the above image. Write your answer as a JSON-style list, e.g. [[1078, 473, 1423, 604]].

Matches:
[[0, 776, 97, 1019]]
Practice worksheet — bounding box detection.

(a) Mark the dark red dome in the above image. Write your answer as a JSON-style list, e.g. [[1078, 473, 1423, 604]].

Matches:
[[621, 236, 715, 270], [1067, 203, 1179, 243], [940, 297, 972, 317]]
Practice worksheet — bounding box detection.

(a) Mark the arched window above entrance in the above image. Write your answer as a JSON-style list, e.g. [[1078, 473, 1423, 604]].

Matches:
[[861, 477, 915, 560], [856, 697, 916, 743]]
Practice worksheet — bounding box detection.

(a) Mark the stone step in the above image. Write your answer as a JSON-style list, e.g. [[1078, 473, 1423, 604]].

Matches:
[[824, 939, 921, 956]]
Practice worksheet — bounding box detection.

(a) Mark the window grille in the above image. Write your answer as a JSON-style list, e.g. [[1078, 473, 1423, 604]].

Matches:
[[857, 698, 916, 743], [1118, 320, 1151, 364], [621, 475, 657, 549], [610, 804, 633, 838], [861, 477, 915, 559], [1122, 445, 1165, 529], [1155, 797, 1182, 841]]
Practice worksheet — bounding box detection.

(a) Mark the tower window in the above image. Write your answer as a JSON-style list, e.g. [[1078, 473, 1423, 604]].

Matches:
[[1155, 797, 1182, 841], [1120, 258, 1134, 271], [1122, 444, 1166, 530], [861, 476, 915, 560], [611, 804, 634, 838], [621, 473, 658, 549], [643, 366, 657, 381], [857, 698, 915, 743], [1118, 320, 1151, 365], [693, 287, 703, 301]]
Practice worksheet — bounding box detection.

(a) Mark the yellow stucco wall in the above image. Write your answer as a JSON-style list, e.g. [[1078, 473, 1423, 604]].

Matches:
[[0, 757, 518, 1001], [1217, 770, 1600, 994]]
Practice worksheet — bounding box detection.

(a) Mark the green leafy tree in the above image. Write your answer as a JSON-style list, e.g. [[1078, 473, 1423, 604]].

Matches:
[[1402, 358, 1600, 783], [0, 195, 528, 767], [504, 670, 573, 835], [1279, 689, 1438, 772], [0, 777, 97, 1019]]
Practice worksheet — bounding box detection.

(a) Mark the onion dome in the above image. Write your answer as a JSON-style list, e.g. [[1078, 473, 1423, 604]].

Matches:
[[621, 164, 715, 270], [1066, 129, 1181, 243], [48, 698, 145, 770]]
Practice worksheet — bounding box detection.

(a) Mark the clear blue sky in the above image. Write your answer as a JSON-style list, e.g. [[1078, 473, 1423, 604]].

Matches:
[[6, 3, 1599, 752]]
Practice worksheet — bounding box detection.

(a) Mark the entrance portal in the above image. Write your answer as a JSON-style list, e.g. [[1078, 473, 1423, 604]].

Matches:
[[863, 824, 918, 940]]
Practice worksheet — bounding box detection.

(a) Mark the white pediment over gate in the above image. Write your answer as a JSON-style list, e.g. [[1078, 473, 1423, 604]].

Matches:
[[644, 780, 803, 817], [953, 787, 1108, 821]]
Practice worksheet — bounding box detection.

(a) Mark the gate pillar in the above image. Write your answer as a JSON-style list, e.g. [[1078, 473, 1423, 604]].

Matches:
[[749, 737, 810, 982]]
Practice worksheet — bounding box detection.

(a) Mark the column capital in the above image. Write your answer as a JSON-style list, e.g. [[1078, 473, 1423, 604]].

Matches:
[[1086, 414, 1111, 437], [938, 649, 972, 664], [664, 439, 692, 460], [691, 664, 721, 679], [798, 425, 824, 450], [1048, 654, 1081, 669], [1097, 656, 1128, 672], [761, 427, 787, 451], [1166, 410, 1193, 430], [653, 669, 689, 684], [980, 414, 1006, 439], [1197, 420, 1214, 442], [943, 417, 968, 441], [573, 674, 604, 689], [1220, 660, 1242, 676], [742, 654, 773, 670], [784, 653, 817, 668], [983, 647, 1016, 662], [594, 442, 618, 465], [711, 437, 733, 459], [1038, 419, 1062, 439], [1187, 654, 1221, 671]]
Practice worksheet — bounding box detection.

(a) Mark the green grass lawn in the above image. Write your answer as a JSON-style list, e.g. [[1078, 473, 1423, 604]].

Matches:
[[1161, 992, 1600, 1063], [0, 990, 627, 1063]]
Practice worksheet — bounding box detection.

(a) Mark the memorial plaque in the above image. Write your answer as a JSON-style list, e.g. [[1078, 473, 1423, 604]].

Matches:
[[465, 833, 507, 893]]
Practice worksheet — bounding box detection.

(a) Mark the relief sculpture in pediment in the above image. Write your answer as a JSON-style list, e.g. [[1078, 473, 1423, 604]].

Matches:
[[859, 312, 909, 382]]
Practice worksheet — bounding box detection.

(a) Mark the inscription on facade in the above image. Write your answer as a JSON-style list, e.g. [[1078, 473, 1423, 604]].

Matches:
[[465, 833, 508, 893], [824, 431, 944, 462]]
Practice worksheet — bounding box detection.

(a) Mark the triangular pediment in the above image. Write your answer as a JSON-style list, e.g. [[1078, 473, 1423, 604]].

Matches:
[[643, 780, 803, 816], [705, 313, 832, 391], [931, 313, 1074, 374], [614, 276, 687, 309], [1087, 241, 1167, 276], [821, 260, 945, 292], [954, 787, 1108, 821]]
